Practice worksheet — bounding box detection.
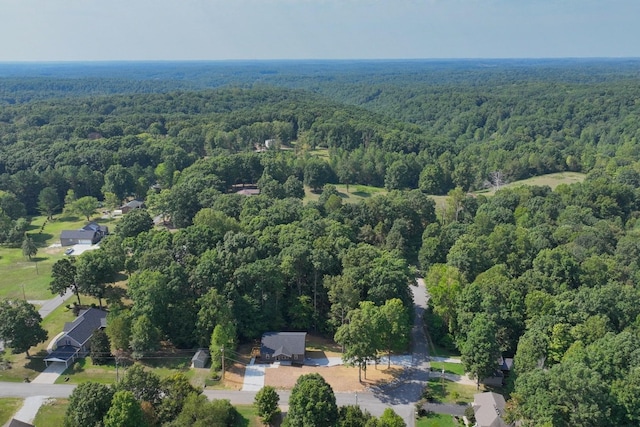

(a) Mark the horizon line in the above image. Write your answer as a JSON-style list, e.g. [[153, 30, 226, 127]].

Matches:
[[1, 57, 640, 65]]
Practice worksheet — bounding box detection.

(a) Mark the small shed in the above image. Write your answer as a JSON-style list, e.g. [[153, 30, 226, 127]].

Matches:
[[260, 332, 306, 364], [192, 349, 210, 368]]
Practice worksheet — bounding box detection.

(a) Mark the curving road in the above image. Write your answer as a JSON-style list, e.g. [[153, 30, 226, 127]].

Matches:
[[0, 280, 431, 425]]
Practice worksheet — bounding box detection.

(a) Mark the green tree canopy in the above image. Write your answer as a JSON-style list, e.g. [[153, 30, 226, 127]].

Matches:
[[283, 373, 338, 427], [0, 299, 47, 357], [103, 390, 147, 427], [116, 209, 154, 238], [64, 382, 114, 427], [70, 196, 99, 221], [460, 313, 500, 389], [254, 385, 281, 425]]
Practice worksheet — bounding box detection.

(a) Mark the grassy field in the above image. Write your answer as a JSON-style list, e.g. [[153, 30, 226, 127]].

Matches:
[[302, 172, 585, 209], [234, 404, 263, 427], [54, 352, 213, 388], [417, 413, 459, 427], [430, 361, 465, 376], [32, 400, 260, 427], [0, 213, 113, 300], [0, 398, 23, 425], [304, 184, 387, 204], [476, 172, 586, 196], [33, 398, 68, 427], [427, 378, 481, 405]]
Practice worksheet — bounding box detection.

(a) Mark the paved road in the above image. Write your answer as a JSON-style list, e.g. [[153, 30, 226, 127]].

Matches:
[[36, 289, 73, 318], [1, 279, 431, 425]]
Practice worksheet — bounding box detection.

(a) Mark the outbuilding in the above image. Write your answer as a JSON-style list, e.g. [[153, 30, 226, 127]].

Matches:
[[191, 349, 210, 368]]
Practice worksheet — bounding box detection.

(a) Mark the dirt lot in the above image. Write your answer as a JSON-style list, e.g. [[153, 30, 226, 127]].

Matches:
[[222, 335, 404, 392], [265, 363, 402, 392]]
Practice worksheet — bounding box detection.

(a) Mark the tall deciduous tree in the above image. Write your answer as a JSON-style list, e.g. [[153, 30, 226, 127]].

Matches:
[[130, 314, 161, 360], [0, 299, 47, 357], [64, 382, 114, 427], [157, 373, 202, 425], [116, 209, 154, 238], [37, 186, 60, 219], [50, 257, 81, 305], [460, 313, 500, 389], [210, 321, 237, 372], [104, 390, 147, 427], [116, 363, 161, 406], [103, 164, 135, 201], [70, 196, 99, 221], [283, 373, 338, 427], [90, 328, 111, 365], [75, 249, 117, 308], [254, 385, 281, 425], [168, 394, 238, 427], [378, 408, 406, 427], [379, 298, 411, 368], [335, 301, 380, 382]]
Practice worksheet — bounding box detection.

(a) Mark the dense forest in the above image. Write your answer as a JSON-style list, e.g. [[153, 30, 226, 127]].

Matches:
[[2, 60, 640, 425]]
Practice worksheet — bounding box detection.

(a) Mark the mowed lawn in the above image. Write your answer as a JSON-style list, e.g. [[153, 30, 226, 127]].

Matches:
[[33, 399, 68, 427], [304, 184, 387, 204], [0, 214, 87, 300], [32, 400, 262, 427], [0, 398, 23, 426], [427, 378, 481, 405], [430, 361, 465, 376], [417, 413, 459, 427]]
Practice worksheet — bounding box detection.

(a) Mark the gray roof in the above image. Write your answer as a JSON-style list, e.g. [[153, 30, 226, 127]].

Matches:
[[62, 308, 107, 347], [498, 356, 514, 371], [473, 392, 509, 427], [192, 349, 210, 363], [8, 419, 34, 427], [60, 229, 97, 240], [123, 200, 144, 209], [261, 332, 307, 357], [44, 345, 78, 363], [83, 222, 108, 233]]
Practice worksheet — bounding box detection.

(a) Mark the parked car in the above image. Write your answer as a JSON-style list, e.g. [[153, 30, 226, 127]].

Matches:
[[64, 248, 74, 255]]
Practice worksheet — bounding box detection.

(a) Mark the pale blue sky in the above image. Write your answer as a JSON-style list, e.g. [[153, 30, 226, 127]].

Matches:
[[1, 0, 638, 61]]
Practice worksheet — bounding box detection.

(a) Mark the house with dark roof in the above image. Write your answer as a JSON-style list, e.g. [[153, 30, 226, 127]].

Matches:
[[60, 222, 108, 246], [472, 392, 512, 427], [8, 419, 34, 427], [260, 332, 306, 364], [44, 308, 107, 368], [120, 200, 145, 214]]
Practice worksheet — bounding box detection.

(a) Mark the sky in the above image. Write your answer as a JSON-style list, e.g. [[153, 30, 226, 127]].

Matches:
[[1, 0, 639, 61]]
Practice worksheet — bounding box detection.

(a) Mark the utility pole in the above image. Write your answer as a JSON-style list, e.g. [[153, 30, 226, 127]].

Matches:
[[221, 346, 225, 381]]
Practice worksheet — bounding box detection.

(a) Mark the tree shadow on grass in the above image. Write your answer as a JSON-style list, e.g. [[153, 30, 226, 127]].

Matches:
[[351, 191, 372, 198], [25, 350, 48, 372], [233, 414, 250, 427], [426, 379, 446, 403], [31, 233, 54, 245]]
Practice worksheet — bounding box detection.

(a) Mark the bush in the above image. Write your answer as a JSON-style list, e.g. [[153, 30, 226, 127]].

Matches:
[[464, 406, 476, 424]]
